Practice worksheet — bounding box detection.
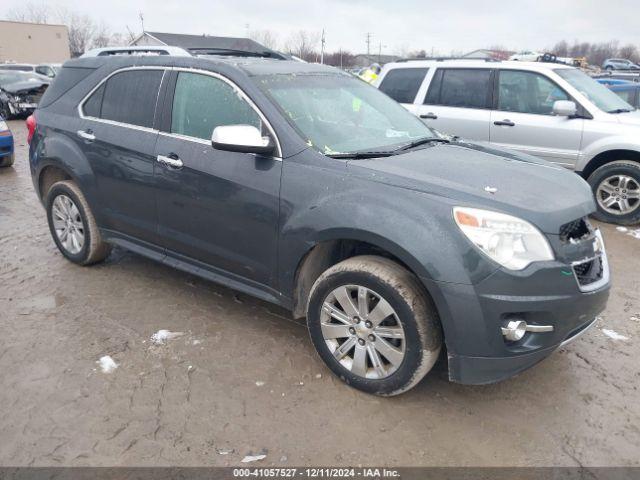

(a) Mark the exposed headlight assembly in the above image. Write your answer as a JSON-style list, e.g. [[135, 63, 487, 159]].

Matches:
[[453, 207, 554, 270]]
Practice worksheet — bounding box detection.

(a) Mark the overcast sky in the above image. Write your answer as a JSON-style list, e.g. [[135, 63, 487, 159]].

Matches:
[[5, 0, 640, 55]]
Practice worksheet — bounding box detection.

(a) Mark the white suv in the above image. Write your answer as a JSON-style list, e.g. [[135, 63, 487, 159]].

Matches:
[[375, 59, 640, 225]]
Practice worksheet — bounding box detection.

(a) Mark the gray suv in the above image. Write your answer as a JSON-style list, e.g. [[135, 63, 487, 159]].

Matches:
[[29, 55, 609, 395], [377, 59, 640, 225]]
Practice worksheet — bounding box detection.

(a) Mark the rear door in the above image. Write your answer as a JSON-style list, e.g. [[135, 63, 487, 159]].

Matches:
[[154, 70, 282, 288], [79, 68, 165, 246], [416, 68, 493, 141], [489, 69, 583, 168]]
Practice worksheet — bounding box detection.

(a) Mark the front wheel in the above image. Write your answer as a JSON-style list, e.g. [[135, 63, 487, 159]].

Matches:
[[588, 161, 640, 225], [307, 256, 442, 396]]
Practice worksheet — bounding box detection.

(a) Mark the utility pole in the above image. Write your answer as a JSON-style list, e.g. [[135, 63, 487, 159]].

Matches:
[[366, 32, 373, 57], [320, 28, 326, 64], [378, 42, 387, 63], [139, 12, 144, 33]]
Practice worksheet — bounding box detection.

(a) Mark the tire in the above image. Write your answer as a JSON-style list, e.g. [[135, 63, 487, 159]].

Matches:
[[0, 153, 14, 167], [307, 255, 442, 396], [587, 160, 640, 225], [46, 180, 111, 265], [605, 65, 613, 71]]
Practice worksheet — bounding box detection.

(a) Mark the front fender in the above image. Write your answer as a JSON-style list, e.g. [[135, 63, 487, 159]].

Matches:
[[278, 160, 497, 301], [578, 136, 640, 172]]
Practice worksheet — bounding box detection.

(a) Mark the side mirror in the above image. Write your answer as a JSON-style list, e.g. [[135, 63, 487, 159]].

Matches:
[[211, 125, 275, 155], [552, 100, 577, 117]]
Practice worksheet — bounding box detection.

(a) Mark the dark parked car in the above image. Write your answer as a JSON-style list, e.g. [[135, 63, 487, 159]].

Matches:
[[0, 71, 50, 119], [28, 55, 610, 395], [0, 115, 14, 167]]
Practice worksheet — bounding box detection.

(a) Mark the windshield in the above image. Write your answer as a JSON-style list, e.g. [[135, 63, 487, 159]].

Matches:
[[257, 73, 435, 155], [555, 68, 634, 113], [0, 71, 48, 85]]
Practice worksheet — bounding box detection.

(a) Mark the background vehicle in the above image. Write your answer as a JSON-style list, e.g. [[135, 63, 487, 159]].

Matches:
[[509, 51, 543, 62], [0, 63, 35, 72], [29, 55, 608, 395], [602, 58, 640, 71], [0, 71, 50, 118], [0, 115, 14, 167], [597, 79, 640, 108], [34, 64, 61, 78], [376, 59, 640, 224]]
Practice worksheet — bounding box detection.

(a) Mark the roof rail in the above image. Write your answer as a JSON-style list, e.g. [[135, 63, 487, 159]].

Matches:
[[187, 47, 287, 60], [396, 57, 502, 63]]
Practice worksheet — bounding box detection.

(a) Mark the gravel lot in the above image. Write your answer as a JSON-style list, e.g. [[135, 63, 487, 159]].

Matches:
[[1, 119, 639, 467]]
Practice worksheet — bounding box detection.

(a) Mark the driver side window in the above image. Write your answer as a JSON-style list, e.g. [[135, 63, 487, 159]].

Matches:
[[497, 70, 569, 115], [171, 72, 261, 141]]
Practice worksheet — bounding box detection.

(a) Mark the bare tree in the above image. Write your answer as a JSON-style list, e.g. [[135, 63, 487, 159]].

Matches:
[[249, 29, 279, 50], [91, 22, 112, 49], [56, 9, 97, 57], [323, 50, 355, 69], [285, 30, 321, 62], [619, 44, 639, 63], [6, 1, 50, 23]]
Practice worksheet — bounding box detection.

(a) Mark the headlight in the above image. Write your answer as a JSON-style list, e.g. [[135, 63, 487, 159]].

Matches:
[[453, 207, 554, 270]]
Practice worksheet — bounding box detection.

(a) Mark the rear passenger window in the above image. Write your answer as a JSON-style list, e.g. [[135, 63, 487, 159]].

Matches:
[[96, 70, 163, 128], [378, 68, 428, 104], [170, 72, 261, 141], [424, 68, 492, 109]]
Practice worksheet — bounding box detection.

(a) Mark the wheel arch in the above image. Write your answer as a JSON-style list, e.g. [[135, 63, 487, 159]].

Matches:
[[579, 149, 640, 179], [290, 232, 436, 320], [38, 163, 75, 201]]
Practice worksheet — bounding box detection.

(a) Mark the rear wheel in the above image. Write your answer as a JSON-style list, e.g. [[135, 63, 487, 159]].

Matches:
[[588, 161, 640, 225], [306, 256, 442, 396], [46, 180, 111, 265]]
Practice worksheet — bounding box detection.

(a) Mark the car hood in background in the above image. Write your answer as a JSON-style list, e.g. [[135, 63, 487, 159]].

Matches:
[[0, 80, 50, 95], [346, 141, 595, 234]]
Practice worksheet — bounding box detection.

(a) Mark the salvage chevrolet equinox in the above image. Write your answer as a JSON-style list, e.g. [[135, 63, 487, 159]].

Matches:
[[29, 55, 610, 395]]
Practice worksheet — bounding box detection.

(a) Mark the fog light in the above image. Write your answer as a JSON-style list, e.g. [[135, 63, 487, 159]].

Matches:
[[501, 320, 527, 341]]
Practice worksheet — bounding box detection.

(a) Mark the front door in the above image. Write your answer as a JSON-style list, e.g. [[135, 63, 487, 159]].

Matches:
[[489, 69, 584, 168], [154, 71, 282, 288]]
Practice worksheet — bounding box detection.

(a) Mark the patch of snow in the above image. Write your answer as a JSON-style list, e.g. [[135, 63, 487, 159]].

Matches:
[[97, 355, 118, 373], [241, 453, 267, 463], [192, 339, 202, 345], [315, 373, 322, 379], [150, 329, 184, 345], [484, 186, 498, 194], [602, 329, 629, 341], [629, 229, 640, 239], [255, 381, 265, 387], [216, 447, 234, 455], [616, 226, 628, 232]]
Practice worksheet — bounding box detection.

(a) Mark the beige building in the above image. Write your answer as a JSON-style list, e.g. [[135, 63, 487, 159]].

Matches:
[[0, 20, 70, 63]]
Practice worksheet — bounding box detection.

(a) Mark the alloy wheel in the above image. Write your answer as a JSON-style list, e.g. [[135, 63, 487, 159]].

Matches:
[[51, 194, 85, 254], [320, 284, 406, 379], [596, 174, 640, 215]]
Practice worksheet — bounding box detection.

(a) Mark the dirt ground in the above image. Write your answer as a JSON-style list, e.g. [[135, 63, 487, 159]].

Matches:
[[0, 119, 639, 467]]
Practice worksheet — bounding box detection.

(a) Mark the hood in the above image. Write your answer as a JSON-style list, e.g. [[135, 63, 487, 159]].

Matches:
[[614, 110, 640, 126], [0, 80, 49, 95], [346, 141, 595, 234]]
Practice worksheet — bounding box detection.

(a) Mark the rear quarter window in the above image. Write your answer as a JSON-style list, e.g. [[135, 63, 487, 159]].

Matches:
[[38, 66, 96, 109], [378, 68, 428, 104]]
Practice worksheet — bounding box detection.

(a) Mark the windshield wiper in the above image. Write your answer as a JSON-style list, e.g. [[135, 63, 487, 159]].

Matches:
[[395, 137, 450, 152], [326, 151, 396, 159], [607, 108, 634, 114]]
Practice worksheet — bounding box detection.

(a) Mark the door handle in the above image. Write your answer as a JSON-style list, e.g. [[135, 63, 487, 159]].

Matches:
[[493, 120, 515, 127], [77, 129, 95, 141], [420, 113, 438, 120], [157, 154, 184, 169]]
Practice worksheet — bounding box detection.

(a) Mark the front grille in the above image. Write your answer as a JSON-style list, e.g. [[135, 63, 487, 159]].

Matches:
[[573, 256, 604, 286], [559, 217, 592, 243]]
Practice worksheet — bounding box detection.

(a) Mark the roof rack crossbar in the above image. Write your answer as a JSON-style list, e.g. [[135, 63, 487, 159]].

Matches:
[[396, 57, 502, 63]]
